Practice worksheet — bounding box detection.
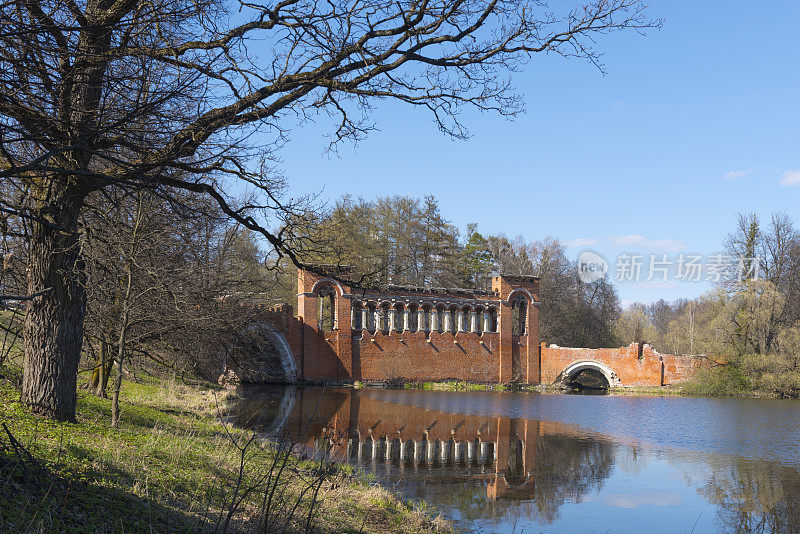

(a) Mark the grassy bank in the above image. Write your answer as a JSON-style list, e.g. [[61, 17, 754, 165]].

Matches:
[[372, 378, 775, 398], [679, 364, 794, 398], [400, 380, 509, 392], [0, 368, 451, 533], [401, 381, 688, 396]]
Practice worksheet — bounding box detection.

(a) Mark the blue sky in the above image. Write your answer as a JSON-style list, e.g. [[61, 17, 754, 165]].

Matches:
[[268, 1, 800, 306]]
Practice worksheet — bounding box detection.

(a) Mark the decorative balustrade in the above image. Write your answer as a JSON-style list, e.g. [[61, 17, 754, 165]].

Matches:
[[351, 299, 499, 334]]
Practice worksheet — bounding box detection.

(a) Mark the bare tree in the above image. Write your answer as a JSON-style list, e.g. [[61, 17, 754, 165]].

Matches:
[[0, 0, 658, 420], [80, 187, 282, 419]]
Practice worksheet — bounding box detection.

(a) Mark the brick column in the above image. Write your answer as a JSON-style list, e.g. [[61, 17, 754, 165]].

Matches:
[[498, 299, 513, 383], [522, 419, 538, 477], [526, 301, 540, 385], [335, 287, 353, 380]]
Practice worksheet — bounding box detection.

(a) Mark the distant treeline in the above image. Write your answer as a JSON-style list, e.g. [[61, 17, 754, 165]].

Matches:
[[614, 212, 800, 397]]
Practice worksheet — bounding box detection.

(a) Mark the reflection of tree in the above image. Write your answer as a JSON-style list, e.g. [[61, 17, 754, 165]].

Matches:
[[228, 387, 288, 430], [701, 458, 800, 533], [530, 432, 615, 523]]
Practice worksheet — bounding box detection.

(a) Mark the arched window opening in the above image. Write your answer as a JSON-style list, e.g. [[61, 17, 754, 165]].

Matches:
[[367, 303, 377, 333], [393, 303, 405, 333], [436, 307, 445, 333], [381, 302, 391, 333], [488, 308, 498, 333], [352, 301, 363, 330], [449, 306, 460, 333], [421, 305, 432, 332], [409, 304, 419, 332], [461, 306, 472, 332], [511, 296, 527, 336], [475, 307, 484, 334], [318, 286, 336, 331]]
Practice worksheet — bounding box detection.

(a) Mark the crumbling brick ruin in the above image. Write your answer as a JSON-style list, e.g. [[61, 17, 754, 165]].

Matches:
[[222, 266, 704, 387]]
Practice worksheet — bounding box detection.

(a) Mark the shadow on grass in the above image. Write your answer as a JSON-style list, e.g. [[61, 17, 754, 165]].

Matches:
[[0, 448, 203, 533]]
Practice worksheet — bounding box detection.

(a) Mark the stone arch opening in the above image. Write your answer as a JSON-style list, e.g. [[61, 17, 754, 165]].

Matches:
[[352, 301, 363, 330], [448, 305, 459, 333], [475, 307, 485, 334], [511, 295, 527, 336], [421, 304, 432, 332], [380, 302, 391, 333], [317, 284, 337, 331], [393, 303, 405, 332], [222, 322, 298, 384], [408, 303, 419, 332], [561, 361, 619, 390], [487, 307, 498, 333], [435, 306, 445, 333], [460, 305, 471, 332], [367, 302, 377, 332]]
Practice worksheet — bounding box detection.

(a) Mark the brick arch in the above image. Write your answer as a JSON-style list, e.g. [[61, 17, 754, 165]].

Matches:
[[310, 277, 345, 297], [561, 360, 620, 388], [507, 288, 535, 304], [229, 322, 299, 382]]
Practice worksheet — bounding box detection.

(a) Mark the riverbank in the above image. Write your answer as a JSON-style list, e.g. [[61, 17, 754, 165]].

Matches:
[[363, 378, 785, 398], [0, 369, 451, 533]]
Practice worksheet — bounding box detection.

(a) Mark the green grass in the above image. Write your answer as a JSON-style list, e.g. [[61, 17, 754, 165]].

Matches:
[[0, 369, 451, 533], [402, 380, 510, 392]]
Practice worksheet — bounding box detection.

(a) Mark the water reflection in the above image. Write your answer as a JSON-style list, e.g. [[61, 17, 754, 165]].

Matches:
[[701, 458, 800, 534], [230, 387, 800, 533]]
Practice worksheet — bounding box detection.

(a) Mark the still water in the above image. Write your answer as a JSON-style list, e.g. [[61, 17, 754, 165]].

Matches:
[[231, 387, 800, 533]]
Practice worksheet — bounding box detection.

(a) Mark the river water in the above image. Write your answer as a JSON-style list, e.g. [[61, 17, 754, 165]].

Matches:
[[231, 387, 800, 533]]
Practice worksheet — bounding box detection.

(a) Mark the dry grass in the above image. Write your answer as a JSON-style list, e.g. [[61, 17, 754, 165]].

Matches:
[[0, 371, 453, 533]]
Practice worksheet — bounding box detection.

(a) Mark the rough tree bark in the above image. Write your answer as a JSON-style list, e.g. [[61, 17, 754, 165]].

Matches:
[[21, 194, 86, 422]]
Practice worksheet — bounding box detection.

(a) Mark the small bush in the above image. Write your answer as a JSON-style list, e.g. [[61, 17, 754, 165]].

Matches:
[[741, 352, 800, 398], [683, 364, 749, 397]]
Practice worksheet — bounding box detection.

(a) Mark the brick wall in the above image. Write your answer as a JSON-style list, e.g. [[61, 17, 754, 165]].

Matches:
[[540, 342, 704, 387], [294, 267, 540, 385]]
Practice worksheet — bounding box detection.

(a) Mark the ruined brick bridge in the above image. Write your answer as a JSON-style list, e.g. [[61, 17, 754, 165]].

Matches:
[[221, 267, 703, 388]]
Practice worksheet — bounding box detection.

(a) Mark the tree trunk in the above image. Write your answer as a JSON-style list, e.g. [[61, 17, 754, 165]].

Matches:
[[111, 276, 132, 427], [22, 201, 86, 422], [95, 339, 113, 398], [110, 353, 123, 427], [110, 332, 127, 426]]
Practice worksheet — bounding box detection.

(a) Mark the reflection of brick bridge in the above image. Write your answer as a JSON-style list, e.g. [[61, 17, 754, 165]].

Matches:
[[233, 267, 702, 388], [261, 388, 608, 499]]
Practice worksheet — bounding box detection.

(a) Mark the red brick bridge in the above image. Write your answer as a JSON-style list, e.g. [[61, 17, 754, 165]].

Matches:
[[223, 267, 702, 388]]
